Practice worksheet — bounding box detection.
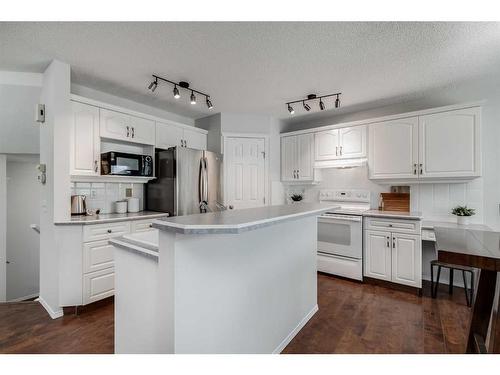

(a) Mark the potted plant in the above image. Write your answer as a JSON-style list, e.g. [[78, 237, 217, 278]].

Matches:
[[290, 193, 303, 204], [451, 205, 475, 225]]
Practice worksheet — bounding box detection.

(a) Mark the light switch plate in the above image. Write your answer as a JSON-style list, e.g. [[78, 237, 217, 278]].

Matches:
[[125, 188, 133, 198]]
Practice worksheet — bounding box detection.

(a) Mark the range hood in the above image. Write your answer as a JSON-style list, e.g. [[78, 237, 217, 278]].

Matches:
[[313, 158, 367, 169]]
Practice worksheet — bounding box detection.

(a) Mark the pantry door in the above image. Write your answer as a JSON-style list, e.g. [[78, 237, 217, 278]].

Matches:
[[225, 137, 267, 210]]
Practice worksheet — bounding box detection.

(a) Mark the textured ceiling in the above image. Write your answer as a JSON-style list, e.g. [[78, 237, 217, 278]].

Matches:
[[1, 22, 500, 122]]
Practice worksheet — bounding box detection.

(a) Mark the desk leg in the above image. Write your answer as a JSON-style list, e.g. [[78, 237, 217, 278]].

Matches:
[[466, 269, 497, 353], [490, 273, 500, 353]]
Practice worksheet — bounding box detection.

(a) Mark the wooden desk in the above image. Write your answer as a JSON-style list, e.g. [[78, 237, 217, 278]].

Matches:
[[435, 227, 500, 353]]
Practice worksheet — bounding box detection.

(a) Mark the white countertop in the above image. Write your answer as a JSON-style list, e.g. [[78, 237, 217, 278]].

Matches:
[[362, 210, 423, 220], [435, 226, 500, 257], [422, 220, 491, 231], [153, 203, 339, 234], [55, 211, 169, 225]]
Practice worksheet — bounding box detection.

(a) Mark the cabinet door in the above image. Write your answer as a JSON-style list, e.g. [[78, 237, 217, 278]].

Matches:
[[364, 230, 392, 281], [391, 233, 421, 288], [368, 117, 419, 180], [83, 268, 114, 305], [183, 128, 207, 150], [129, 115, 155, 145], [339, 125, 366, 159], [418, 107, 481, 178], [297, 133, 314, 181], [83, 240, 114, 273], [315, 130, 340, 160], [156, 121, 183, 149], [281, 136, 297, 181], [70, 102, 100, 176], [100, 108, 131, 142]]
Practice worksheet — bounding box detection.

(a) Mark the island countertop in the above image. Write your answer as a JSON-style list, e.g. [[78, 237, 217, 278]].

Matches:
[[55, 211, 169, 225], [152, 203, 339, 234]]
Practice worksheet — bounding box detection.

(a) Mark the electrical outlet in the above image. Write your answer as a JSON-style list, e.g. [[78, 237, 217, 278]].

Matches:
[[125, 188, 133, 198]]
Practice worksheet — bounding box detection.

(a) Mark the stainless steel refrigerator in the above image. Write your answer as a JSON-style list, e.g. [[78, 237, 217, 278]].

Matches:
[[146, 147, 224, 216]]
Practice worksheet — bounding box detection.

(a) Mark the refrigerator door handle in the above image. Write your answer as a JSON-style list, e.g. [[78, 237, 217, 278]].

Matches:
[[199, 157, 209, 212]]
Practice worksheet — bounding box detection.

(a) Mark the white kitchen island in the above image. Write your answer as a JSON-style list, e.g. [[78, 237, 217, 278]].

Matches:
[[110, 203, 336, 354]]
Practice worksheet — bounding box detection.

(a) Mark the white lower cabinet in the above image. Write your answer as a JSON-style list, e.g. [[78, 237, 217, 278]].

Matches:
[[363, 218, 422, 288], [83, 268, 115, 305]]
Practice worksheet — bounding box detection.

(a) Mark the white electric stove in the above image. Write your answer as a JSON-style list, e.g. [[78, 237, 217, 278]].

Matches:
[[317, 189, 371, 281]]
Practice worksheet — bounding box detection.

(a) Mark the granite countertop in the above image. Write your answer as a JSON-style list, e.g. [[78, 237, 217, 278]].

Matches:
[[434, 227, 500, 260], [153, 203, 339, 234], [54, 211, 169, 225], [362, 210, 423, 220]]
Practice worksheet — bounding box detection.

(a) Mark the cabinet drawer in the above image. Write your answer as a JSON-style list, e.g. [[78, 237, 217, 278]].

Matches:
[[364, 217, 421, 235], [83, 240, 114, 273], [421, 228, 436, 242], [83, 268, 114, 305], [131, 219, 155, 233], [83, 221, 131, 242]]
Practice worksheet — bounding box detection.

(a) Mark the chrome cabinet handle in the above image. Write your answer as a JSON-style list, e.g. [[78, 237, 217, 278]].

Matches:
[[413, 163, 417, 175], [392, 237, 396, 248], [335, 146, 338, 156], [131, 127, 135, 138], [386, 236, 390, 248], [297, 169, 300, 179], [339, 146, 343, 155], [126, 126, 130, 137], [419, 163, 423, 175], [184, 139, 187, 147], [94, 160, 98, 172], [107, 229, 112, 233], [293, 170, 296, 179]]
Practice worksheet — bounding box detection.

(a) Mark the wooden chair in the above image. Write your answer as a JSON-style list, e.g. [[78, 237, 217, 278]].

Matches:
[[430, 260, 474, 307]]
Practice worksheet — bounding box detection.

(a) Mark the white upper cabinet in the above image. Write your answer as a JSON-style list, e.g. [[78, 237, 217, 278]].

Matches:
[[418, 107, 481, 178], [315, 130, 340, 160], [70, 101, 100, 176], [156, 122, 207, 151], [368, 117, 419, 180], [314, 125, 366, 161], [100, 108, 155, 145], [281, 134, 314, 182], [339, 125, 366, 159]]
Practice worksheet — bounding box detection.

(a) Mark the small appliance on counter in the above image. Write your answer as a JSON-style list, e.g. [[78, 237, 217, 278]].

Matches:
[[71, 195, 87, 216], [115, 200, 128, 214], [127, 197, 140, 213], [101, 151, 153, 176], [317, 189, 371, 281]]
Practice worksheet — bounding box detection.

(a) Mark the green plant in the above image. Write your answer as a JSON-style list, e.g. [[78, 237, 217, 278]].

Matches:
[[451, 205, 475, 217], [290, 193, 303, 202]]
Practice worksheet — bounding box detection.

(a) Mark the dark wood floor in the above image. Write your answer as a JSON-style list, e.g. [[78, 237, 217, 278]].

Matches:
[[0, 274, 470, 354]]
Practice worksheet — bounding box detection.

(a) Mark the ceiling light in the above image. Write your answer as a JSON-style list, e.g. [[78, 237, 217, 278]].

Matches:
[[288, 104, 294, 115], [190, 91, 196, 105], [319, 99, 325, 111], [173, 85, 180, 99], [148, 79, 158, 92], [148, 81, 155, 90], [335, 95, 341, 108], [206, 97, 213, 109], [303, 101, 311, 111]]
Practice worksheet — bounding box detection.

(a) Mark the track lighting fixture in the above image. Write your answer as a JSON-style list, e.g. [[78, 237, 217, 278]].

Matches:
[[148, 74, 213, 109], [285, 92, 342, 115], [173, 85, 180, 99]]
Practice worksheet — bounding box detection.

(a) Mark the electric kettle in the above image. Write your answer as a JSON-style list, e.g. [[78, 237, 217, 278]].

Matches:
[[71, 195, 87, 216]]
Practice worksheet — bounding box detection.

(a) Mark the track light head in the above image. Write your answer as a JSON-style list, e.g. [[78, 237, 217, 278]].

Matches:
[[148, 81, 155, 90], [190, 91, 196, 105], [173, 85, 180, 99], [287, 104, 294, 115], [206, 97, 213, 109], [335, 95, 340, 108], [149, 79, 158, 92], [303, 101, 311, 112], [319, 99, 325, 111]]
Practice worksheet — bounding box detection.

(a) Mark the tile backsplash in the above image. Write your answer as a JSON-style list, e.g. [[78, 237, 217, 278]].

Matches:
[[71, 182, 145, 214]]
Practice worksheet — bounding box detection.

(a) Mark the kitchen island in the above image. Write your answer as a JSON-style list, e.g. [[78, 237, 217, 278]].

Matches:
[[110, 203, 337, 354]]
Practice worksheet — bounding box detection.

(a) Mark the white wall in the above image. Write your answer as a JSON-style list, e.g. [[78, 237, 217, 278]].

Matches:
[[281, 74, 500, 230], [6, 156, 40, 301], [0, 72, 42, 154], [0, 155, 6, 301]]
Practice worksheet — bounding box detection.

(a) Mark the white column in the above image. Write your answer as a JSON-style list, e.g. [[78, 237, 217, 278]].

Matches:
[[0, 154, 6, 302]]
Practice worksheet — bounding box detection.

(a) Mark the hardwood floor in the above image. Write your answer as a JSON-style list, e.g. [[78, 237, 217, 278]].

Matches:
[[283, 273, 471, 354], [0, 274, 470, 354]]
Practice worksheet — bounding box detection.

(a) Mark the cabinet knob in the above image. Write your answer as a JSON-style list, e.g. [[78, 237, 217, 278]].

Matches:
[[107, 229, 112, 233], [149, 224, 153, 228]]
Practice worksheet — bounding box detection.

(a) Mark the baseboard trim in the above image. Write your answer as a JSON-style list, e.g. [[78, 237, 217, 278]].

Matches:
[[38, 296, 64, 319], [7, 293, 39, 302], [273, 304, 319, 354]]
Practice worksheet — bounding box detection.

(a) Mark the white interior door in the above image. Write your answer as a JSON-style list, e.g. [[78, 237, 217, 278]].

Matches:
[[225, 137, 266, 209]]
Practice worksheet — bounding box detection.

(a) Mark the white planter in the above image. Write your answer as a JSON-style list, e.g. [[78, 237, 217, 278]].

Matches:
[[457, 216, 470, 226]]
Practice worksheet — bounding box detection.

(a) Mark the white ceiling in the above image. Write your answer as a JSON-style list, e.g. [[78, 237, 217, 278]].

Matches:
[[1, 22, 500, 122]]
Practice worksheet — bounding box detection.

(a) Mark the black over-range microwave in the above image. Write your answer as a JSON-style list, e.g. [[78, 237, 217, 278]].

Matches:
[[101, 152, 153, 176]]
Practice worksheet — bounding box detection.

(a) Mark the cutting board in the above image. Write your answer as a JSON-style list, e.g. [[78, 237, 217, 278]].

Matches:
[[380, 193, 410, 212]]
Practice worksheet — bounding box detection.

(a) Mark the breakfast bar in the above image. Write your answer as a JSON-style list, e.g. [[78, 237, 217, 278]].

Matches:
[[111, 203, 336, 354]]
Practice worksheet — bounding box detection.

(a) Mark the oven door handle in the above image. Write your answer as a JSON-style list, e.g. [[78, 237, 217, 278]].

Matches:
[[318, 215, 362, 222]]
